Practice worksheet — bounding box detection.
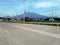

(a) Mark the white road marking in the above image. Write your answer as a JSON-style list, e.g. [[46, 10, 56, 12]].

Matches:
[[0, 26, 10, 36], [0, 26, 9, 34], [12, 25, 60, 38], [1, 22, 60, 39], [4, 30, 9, 34]]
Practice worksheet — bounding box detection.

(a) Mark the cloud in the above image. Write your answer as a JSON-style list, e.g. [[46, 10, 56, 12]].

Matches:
[[33, 2, 58, 8], [0, 0, 60, 17]]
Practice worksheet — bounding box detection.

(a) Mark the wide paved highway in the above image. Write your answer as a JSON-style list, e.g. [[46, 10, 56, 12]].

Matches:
[[0, 22, 60, 45]]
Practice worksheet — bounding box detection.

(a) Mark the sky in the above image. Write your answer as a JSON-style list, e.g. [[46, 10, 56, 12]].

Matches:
[[0, 0, 60, 17]]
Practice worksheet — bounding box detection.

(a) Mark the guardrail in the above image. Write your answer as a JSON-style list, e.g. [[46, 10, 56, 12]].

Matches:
[[25, 22, 60, 26]]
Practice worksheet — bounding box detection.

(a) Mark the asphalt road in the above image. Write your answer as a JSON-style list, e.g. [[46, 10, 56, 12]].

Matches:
[[0, 22, 60, 45]]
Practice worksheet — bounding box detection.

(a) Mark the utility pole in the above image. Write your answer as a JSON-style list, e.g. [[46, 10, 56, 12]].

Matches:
[[16, 13, 17, 19], [52, 9, 54, 23], [13, 13, 15, 20], [23, 10, 26, 24]]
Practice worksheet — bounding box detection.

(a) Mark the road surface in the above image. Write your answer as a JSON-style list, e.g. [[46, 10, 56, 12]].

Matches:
[[0, 22, 60, 45]]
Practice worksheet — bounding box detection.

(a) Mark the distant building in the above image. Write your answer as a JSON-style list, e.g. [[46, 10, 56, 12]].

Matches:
[[49, 18, 54, 21], [22, 17, 44, 21]]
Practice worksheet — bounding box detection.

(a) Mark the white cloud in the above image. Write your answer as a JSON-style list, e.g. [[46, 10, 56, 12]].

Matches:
[[33, 2, 58, 8]]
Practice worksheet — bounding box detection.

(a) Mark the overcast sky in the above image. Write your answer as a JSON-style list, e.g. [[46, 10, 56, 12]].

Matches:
[[0, 0, 60, 17]]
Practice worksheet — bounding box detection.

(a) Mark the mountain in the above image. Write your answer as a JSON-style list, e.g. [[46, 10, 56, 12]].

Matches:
[[3, 16, 12, 18], [14, 12, 49, 19]]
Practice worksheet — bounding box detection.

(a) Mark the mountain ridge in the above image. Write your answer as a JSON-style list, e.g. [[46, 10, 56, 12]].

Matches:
[[14, 12, 49, 19]]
